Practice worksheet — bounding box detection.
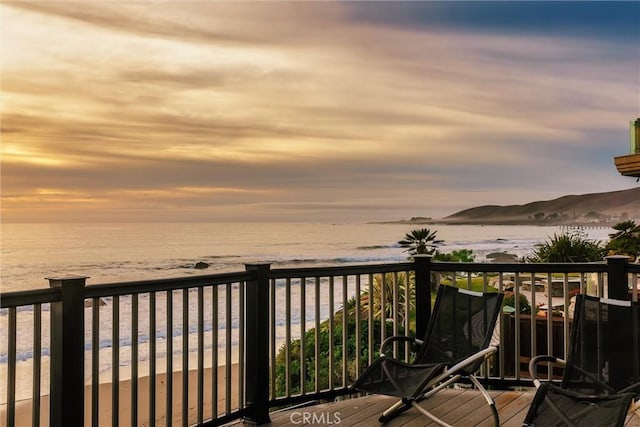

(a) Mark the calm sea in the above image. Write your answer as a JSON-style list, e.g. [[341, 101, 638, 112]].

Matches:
[[0, 222, 613, 292], [0, 222, 613, 401]]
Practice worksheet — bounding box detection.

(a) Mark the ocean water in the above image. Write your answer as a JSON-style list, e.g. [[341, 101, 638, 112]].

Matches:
[[0, 222, 613, 402], [0, 222, 612, 292]]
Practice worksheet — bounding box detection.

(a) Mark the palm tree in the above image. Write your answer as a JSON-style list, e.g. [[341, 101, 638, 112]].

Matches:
[[358, 272, 415, 325], [398, 228, 443, 256], [607, 220, 640, 262]]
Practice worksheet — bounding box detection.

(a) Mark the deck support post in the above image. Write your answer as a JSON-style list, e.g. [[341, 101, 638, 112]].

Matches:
[[245, 263, 272, 424], [606, 255, 630, 300], [48, 276, 88, 427], [605, 255, 631, 391], [414, 255, 433, 340]]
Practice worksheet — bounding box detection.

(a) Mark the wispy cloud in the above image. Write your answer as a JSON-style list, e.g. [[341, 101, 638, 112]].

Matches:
[[1, 1, 638, 222]]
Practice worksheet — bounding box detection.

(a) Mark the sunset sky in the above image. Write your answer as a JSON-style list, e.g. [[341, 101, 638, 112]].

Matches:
[[2, 1, 639, 223]]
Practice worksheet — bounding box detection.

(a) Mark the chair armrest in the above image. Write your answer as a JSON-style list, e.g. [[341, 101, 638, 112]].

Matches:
[[380, 336, 424, 356], [619, 381, 640, 395], [529, 355, 566, 384]]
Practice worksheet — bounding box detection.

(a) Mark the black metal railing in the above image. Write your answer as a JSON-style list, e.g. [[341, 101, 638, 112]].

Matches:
[[1, 256, 637, 427]]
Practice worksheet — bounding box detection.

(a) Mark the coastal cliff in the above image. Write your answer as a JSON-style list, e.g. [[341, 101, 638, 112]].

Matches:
[[395, 187, 640, 226]]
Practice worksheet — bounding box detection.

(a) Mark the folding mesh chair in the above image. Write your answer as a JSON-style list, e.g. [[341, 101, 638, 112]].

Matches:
[[525, 294, 640, 427], [351, 284, 504, 426]]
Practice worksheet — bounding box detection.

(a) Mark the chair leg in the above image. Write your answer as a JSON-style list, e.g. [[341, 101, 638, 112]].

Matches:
[[469, 375, 500, 427], [411, 401, 453, 427], [378, 399, 411, 423]]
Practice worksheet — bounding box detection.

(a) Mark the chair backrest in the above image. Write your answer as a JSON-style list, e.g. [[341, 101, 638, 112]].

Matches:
[[416, 285, 504, 373], [563, 294, 640, 396]]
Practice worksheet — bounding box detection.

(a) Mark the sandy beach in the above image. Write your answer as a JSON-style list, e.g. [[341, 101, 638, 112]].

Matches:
[[1, 363, 240, 427]]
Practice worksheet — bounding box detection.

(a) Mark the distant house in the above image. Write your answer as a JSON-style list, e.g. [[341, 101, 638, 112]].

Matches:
[[614, 118, 640, 177]]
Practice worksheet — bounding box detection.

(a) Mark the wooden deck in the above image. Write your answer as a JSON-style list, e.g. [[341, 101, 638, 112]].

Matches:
[[255, 389, 640, 427]]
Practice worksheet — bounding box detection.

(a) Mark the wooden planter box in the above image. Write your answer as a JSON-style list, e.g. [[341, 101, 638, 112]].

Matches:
[[500, 313, 570, 378]]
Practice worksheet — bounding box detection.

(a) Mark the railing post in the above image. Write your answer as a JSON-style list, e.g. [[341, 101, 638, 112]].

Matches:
[[48, 276, 88, 427], [606, 255, 630, 300], [605, 255, 631, 389], [244, 264, 271, 424], [414, 255, 433, 340]]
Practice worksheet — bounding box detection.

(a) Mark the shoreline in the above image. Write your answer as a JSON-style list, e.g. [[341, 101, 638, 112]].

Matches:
[[1, 362, 240, 427], [372, 219, 618, 227]]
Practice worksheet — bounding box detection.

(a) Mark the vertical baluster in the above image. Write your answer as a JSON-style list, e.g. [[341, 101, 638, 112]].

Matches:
[[368, 274, 374, 366], [238, 281, 245, 409], [33, 304, 42, 427], [300, 277, 306, 394], [328, 276, 334, 390], [562, 273, 570, 359], [285, 278, 291, 397], [211, 286, 218, 418], [355, 275, 362, 372], [482, 272, 488, 292], [380, 273, 386, 346], [166, 290, 173, 427], [514, 272, 521, 381], [596, 271, 602, 297], [92, 298, 100, 426], [225, 284, 232, 414], [481, 272, 489, 378], [149, 292, 156, 427], [529, 272, 537, 378], [314, 277, 320, 393], [197, 287, 204, 424], [270, 278, 276, 399], [132, 294, 139, 427], [546, 272, 554, 381], [112, 296, 120, 427], [7, 307, 16, 427], [392, 272, 399, 357], [498, 273, 505, 379], [182, 288, 189, 427], [404, 271, 411, 363], [342, 275, 348, 386], [414, 256, 432, 342]]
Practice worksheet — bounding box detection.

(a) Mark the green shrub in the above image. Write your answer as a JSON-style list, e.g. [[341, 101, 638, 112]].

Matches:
[[434, 249, 475, 262], [502, 291, 531, 314], [274, 316, 409, 396], [527, 229, 605, 263]]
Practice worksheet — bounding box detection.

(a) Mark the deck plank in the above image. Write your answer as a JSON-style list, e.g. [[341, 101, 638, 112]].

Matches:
[[493, 391, 534, 427], [416, 389, 487, 426], [268, 394, 396, 426], [261, 389, 533, 427], [383, 388, 478, 427], [472, 390, 524, 427], [452, 391, 507, 427], [260, 390, 640, 427]]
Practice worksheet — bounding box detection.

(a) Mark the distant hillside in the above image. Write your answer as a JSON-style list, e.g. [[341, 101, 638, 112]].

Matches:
[[442, 187, 640, 225]]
